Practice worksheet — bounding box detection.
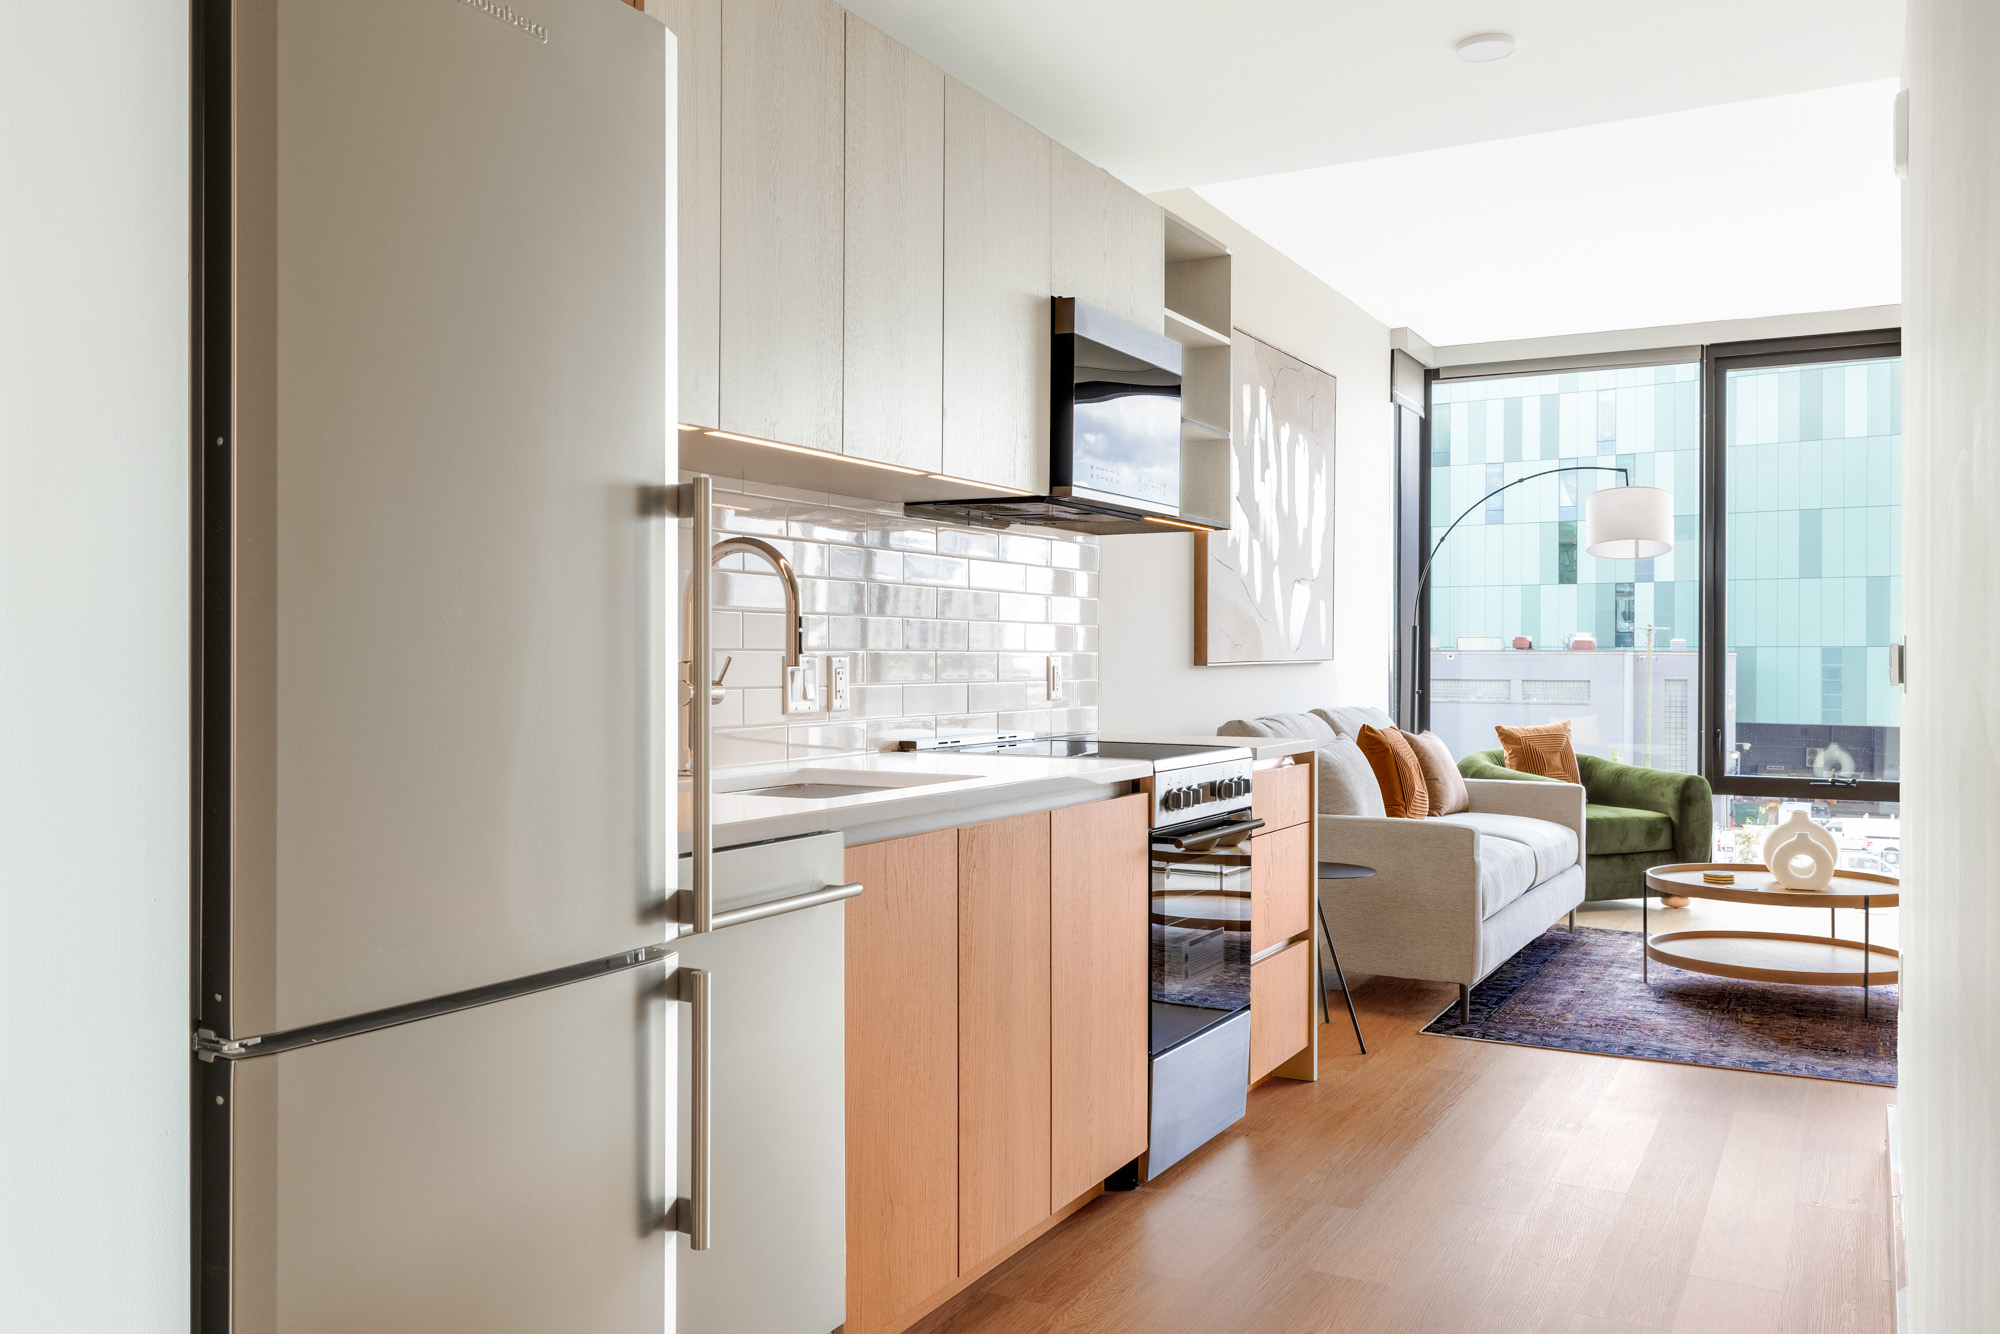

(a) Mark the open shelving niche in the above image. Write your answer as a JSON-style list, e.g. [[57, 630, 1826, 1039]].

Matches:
[[1165, 212, 1232, 529]]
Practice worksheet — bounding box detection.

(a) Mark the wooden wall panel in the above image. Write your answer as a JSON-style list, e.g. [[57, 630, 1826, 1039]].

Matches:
[[957, 811, 1052, 1271], [1049, 795, 1149, 1205], [844, 832, 959, 1334]]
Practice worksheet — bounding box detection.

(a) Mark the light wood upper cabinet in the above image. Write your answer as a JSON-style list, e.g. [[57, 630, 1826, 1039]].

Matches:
[[1049, 795, 1149, 1206], [957, 810, 1053, 1272], [1050, 142, 1165, 336], [844, 831, 959, 1334], [660, 0, 721, 428], [719, 0, 844, 451], [942, 78, 1050, 493], [843, 17, 944, 472]]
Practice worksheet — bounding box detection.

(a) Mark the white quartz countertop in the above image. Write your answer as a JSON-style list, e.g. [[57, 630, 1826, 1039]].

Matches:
[[687, 750, 1153, 852]]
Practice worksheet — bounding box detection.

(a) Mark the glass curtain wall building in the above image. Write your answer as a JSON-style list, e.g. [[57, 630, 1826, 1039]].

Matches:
[[1427, 363, 1704, 773]]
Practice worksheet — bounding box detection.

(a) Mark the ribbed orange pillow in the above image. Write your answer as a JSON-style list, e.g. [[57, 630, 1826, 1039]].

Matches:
[[1495, 720, 1582, 783], [1406, 730, 1471, 816], [1356, 725, 1430, 818]]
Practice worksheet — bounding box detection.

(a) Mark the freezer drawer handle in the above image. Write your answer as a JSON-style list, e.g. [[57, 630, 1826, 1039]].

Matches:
[[677, 965, 712, 1251], [689, 880, 863, 935]]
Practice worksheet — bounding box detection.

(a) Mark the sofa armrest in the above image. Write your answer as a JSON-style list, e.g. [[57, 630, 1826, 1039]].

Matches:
[[1574, 757, 1715, 864], [1314, 814, 1484, 984], [1464, 778, 1587, 867]]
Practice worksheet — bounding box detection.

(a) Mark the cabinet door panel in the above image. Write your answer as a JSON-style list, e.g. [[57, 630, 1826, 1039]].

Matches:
[[1250, 761, 1310, 832], [1250, 941, 1311, 1083], [1251, 822, 1312, 956], [844, 16, 944, 472], [720, 0, 844, 450], [845, 832, 959, 1334], [1050, 795, 1149, 1205], [1049, 143, 1164, 336], [958, 811, 1053, 1271], [661, 0, 720, 428], [942, 79, 1050, 492]]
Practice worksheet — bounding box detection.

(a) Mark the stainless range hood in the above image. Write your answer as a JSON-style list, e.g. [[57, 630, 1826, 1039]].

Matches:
[[906, 298, 1222, 535]]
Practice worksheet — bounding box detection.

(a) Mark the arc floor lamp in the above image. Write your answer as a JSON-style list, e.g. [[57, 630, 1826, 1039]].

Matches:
[[1411, 465, 1675, 723]]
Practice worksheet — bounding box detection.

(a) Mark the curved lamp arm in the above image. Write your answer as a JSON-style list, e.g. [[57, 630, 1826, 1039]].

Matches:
[[1413, 464, 1628, 603]]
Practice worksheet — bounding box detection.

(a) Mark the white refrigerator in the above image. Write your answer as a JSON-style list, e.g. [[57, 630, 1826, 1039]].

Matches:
[[189, 2, 847, 1330]]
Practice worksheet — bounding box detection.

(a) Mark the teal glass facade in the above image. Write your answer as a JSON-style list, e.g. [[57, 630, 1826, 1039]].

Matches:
[[1429, 363, 1701, 655]]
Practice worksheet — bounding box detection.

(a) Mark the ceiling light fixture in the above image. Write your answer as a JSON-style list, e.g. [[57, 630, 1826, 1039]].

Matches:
[[1455, 32, 1515, 63]]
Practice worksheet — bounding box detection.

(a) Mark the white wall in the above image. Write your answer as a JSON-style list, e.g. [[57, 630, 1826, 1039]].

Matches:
[[1098, 189, 1393, 733], [1901, 1, 2000, 1327], [0, 6, 190, 1330]]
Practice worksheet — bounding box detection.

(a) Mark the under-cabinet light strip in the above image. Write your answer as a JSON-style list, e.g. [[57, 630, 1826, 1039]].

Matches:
[[1143, 515, 1218, 532], [698, 429, 929, 476]]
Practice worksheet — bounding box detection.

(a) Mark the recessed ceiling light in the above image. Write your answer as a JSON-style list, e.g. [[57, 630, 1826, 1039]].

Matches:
[[1455, 32, 1515, 63]]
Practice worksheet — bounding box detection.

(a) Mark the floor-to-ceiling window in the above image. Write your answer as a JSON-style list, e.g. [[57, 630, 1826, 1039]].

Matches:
[[1706, 335, 1902, 870], [1415, 334, 1901, 871], [1424, 361, 1702, 774]]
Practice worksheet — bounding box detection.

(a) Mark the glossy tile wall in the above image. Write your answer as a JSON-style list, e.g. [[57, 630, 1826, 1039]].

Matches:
[[687, 476, 1098, 767]]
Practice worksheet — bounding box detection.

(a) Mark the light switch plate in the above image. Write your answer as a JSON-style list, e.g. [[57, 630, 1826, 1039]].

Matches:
[[786, 657, 820, 713], [1046, 656, 1063, 702], [828, 656, 850, 712]]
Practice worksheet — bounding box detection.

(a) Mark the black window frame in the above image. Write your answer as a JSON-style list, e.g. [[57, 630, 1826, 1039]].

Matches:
[[1403, 332, 1904, 811], [1699, 329, 1903, 804]]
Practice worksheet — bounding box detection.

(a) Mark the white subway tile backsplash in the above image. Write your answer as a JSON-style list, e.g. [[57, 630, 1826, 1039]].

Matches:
[[699, 483, 1097, 761]]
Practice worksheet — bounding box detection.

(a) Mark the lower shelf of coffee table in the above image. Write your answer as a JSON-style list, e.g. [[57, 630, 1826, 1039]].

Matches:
[[1645, 929, 1900, 987]]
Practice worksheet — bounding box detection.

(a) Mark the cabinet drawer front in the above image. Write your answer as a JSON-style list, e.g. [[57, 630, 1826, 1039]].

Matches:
[[1251, 762, 1310, 832], [1250, 822, 1312, 956], [1249, 941, 1311, 1083]]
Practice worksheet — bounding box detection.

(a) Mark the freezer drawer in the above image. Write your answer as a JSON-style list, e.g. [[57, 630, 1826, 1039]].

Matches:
[[675, 832, 847, 1334], [1145, 1008, 1250, 1180], [201, 955, 675, 1334]]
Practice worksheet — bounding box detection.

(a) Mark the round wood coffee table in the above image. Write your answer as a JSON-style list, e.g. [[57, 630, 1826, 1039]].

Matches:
[[1642, 863, 1900, 1015]]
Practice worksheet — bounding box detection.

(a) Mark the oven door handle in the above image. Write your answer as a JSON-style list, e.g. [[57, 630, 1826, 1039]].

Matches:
[[1157, 816, 1265, 851]]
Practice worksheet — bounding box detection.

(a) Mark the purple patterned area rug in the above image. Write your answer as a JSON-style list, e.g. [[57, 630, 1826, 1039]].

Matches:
[[1421, 926, 1898, 1086]]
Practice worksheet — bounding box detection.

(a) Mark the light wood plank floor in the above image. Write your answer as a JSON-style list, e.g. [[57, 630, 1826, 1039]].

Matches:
[[911, 976, 1895, 1334]]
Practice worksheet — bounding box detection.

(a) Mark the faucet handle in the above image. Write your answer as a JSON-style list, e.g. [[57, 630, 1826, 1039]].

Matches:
[[709, 655, 732, 705]]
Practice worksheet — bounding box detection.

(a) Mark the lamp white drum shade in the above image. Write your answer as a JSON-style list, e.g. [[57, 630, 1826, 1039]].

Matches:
[[1583, 485, 1674, 559]]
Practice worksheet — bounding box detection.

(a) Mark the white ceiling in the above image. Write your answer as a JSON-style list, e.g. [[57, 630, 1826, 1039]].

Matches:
[[839, 0, 1904, 193], [1196, 80, 1904, 346]]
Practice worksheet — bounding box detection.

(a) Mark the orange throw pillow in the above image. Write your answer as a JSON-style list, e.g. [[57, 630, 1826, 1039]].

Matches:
[[1356, 725, 1430, 818], [1495, 720, 1582, 783], [1406, 730, 1471, 816]]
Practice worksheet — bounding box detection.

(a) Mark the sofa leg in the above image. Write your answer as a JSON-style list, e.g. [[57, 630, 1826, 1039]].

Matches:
[[1661, 895, 1691, 909], [1459, 983, 1471, 1025], [1568, 909, 1576, 932]]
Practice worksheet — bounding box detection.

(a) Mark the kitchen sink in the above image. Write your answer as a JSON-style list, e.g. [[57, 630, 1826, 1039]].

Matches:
[[720, 767, 977, 801]]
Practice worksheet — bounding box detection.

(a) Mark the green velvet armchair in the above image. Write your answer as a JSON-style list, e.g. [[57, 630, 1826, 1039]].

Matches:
[[1458, 750, 1713, 902]]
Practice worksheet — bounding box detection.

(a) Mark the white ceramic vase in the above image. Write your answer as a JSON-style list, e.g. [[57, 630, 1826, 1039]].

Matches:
[[1760, 810, 1840, 891]]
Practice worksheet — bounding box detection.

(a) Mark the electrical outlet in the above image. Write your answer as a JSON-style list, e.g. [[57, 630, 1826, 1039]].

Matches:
[[1046, 655, 1063, 702], [828, 656, 851, 712], [786, 656, 820, 713]]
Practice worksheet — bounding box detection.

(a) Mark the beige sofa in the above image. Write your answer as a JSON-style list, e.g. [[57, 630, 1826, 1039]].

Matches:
[[1220, 708, 1587, 1023]]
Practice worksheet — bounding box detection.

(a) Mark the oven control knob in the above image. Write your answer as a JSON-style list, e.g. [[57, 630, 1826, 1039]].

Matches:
[[1233, 777, 1251, 798], [1161, 787, 1180, 811]]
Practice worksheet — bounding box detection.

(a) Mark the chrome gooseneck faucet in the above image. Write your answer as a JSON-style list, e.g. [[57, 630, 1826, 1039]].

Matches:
[[680, 535, 805, 774]]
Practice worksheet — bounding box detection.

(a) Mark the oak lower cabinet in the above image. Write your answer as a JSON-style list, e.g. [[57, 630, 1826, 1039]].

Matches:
[[843, 795, 1149, 1334], [844, 830, 959, 1334], [1048, 795, 1149, 1207], [1250, 822, 1312, 956], [1250, 941, 1312, 1083]]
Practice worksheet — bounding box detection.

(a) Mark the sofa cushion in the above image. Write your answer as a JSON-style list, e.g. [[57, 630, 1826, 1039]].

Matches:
[[1585, 803, 1675, 856], [1406, 731, 1471, 816], [1432, 811, 1580, 888], [1473, 834, 1539, 918], [1357, 725, 1430, 818], [1218, 711, 1340, 747], [1317, 736, 1388, 817], [1313, 705, 1395, 740]]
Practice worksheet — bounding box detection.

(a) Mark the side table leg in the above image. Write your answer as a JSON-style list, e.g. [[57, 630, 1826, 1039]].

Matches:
[[1863, 895, 1871, 1018], [1319, 901, 1367, 1054], [1642, 892, 1649, 983]]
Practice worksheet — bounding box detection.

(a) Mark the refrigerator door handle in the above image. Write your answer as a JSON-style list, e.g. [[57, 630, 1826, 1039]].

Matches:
[[689, 474, 714, 935], [675, 965, 711, 1251], [696, 880, 862, 934]]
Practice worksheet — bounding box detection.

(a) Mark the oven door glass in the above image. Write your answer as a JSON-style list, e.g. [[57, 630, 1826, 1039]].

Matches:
[[1149, 843, 1251, 1055]]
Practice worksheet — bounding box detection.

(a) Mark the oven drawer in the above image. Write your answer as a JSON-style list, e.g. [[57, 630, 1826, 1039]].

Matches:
[[1250, 763, 1309, 832]]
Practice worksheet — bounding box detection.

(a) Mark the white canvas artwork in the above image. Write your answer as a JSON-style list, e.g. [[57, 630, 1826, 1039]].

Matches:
[[1196, 333, 1334, 664]]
